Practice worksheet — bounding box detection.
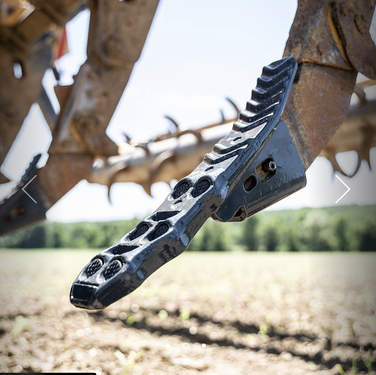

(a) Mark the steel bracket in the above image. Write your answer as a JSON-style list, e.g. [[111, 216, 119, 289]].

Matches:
[[213, 122, 306, 222]]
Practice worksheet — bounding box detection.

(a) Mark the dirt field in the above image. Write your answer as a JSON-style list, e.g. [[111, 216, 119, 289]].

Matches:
[[0, 250, 375, 375]]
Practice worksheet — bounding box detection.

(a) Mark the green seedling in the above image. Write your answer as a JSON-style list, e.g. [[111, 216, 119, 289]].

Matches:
[[158, 309, 168, 322], [11, 316, 30, 339], [336, 358, 358, 375], [126, 315, 136, 326], [114, 349, 142, 375], [362, 350, 372, 374], [120, 337, 147, 353], [258, 323, 268, 337], [335, 364, 346, 375], [179, 308, 190, 322], [348, 320, 356, 339]]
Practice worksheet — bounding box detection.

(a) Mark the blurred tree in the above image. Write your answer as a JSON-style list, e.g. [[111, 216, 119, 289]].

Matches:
[[17, 223, 48, 248], [300, 211, 332, 251], [281, 227, 299, 252], [332, 216, 349, 251], [258, 218, 281, 251], [1, 206, 375, 251], [199, 225, 211, 251], [195, 221, 229, 251], [50, 222, 69, 248], [243, 216, 258, 251], [212, 223, 228, 251], [357, 220, 376, 252], [264, 226, 279, 252]]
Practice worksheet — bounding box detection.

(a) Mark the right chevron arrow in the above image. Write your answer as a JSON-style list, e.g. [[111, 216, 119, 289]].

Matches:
[[335, 175, 351, 204]]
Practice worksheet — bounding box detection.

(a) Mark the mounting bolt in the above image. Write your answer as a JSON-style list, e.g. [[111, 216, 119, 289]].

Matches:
[[268, 161, 277, 172]]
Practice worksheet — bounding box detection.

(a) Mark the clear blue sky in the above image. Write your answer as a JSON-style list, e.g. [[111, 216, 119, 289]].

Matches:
[[1, 0, 376, 221]]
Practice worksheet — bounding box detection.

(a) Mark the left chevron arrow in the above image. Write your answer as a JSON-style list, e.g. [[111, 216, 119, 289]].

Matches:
[[22, 175, 37, 203]]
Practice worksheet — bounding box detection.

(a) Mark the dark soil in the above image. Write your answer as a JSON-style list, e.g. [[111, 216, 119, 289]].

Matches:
[[0, 250, 375, 374]]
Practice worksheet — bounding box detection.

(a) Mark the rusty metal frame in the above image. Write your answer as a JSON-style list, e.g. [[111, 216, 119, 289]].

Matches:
[[1, 0, 376, 236]]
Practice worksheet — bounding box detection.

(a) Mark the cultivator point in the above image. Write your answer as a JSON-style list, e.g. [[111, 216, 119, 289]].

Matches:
[[70, 57, 307, 309]]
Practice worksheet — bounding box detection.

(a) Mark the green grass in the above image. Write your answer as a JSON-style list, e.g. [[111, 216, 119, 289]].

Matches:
[[1, 249, 375, 305]]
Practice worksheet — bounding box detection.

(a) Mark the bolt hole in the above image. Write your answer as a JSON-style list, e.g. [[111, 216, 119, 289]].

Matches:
[[11, 205, 25, 217], [172, 180, 191, 199], [2, 215, 11, 223], [232, 207, 246, 222], [192, 178, 211, 198], [129, 223, 149, 240], [233, 136, 241, 142], [205, 166, 214, 172], [266, 160, 276, 172], [111, 245, 138, 254], [257, 157, 277, 182], [104, 260, 123, 280], [86, 258, 103, 277], [152, 223, 169, 240], [243, 175, 257, 192], [13, 61, 24, 79], [151, 211, 179, 221]]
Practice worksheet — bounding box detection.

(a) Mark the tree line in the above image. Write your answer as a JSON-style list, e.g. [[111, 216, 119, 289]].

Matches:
[[0, 205, 375, 251]]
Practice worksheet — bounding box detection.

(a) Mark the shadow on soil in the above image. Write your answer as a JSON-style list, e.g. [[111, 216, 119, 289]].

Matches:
[[81, 308, 375, 373]]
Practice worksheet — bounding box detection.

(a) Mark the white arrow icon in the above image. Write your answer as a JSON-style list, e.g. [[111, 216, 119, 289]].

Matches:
[[335, 175, 351, 204], [22, 175, 37, 204]]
